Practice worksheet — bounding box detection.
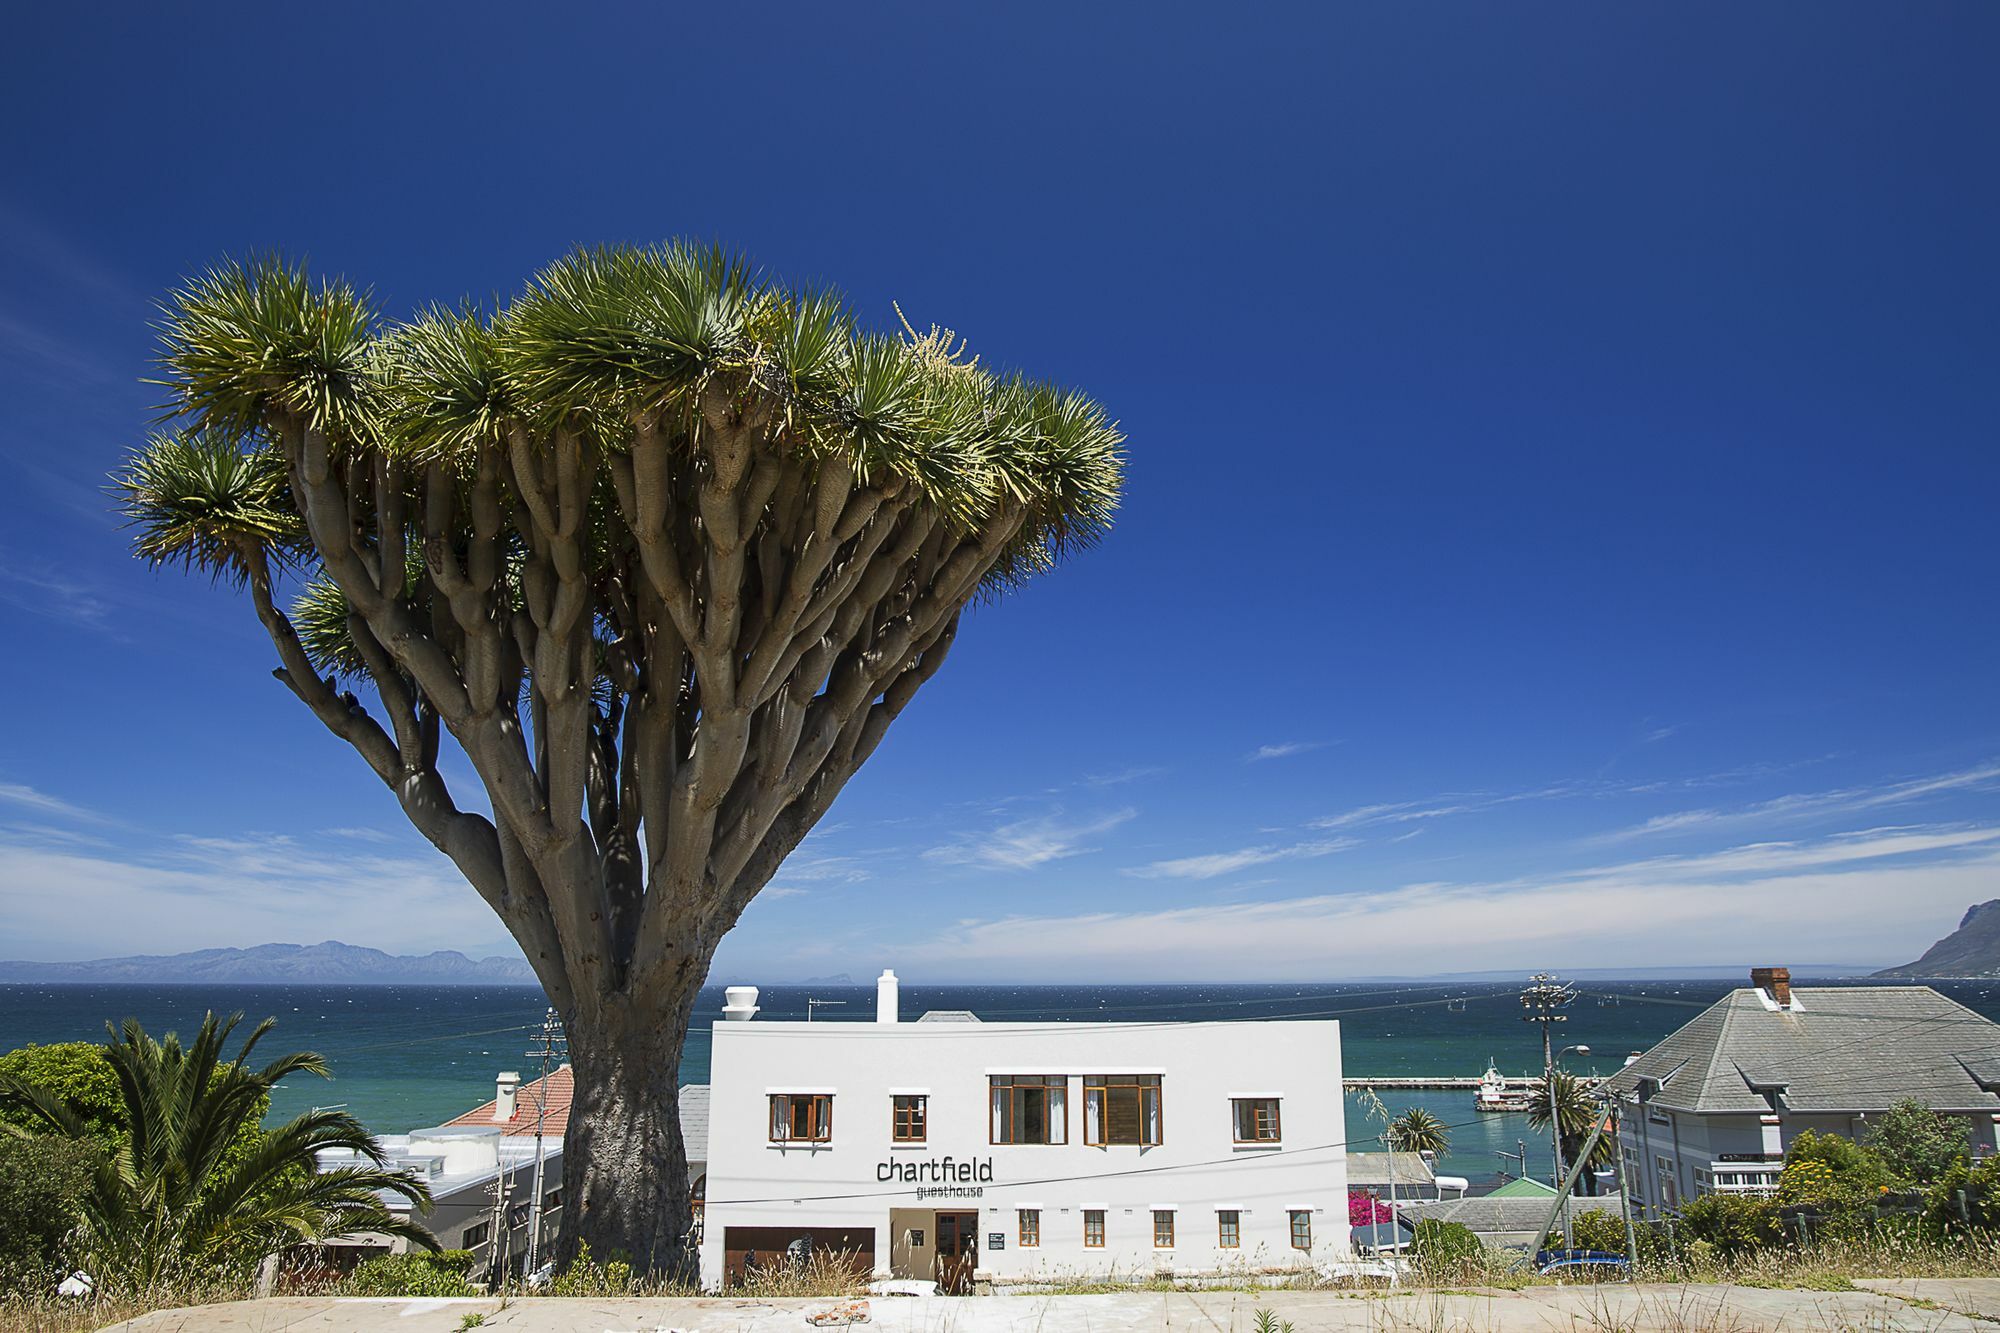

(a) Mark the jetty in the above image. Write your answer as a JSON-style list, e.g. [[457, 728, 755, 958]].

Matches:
[[1343, 1076, 1537, 1091]]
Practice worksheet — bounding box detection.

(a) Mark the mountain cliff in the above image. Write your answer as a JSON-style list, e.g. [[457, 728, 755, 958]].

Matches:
[[1876, 901, 2000, 978], [0, 941, 538, 985]]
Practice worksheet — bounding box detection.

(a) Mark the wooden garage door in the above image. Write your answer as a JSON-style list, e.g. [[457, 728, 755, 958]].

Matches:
[[722, 1226, 876, 1287]]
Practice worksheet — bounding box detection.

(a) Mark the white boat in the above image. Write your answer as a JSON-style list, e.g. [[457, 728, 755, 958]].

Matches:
[[1473, 1058, 1533, 1112]]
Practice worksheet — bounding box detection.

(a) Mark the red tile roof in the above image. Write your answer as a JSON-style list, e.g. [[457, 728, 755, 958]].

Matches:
[[446, 1065, 574, 1137]]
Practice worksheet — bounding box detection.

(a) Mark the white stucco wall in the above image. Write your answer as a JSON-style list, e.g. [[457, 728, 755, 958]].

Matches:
[[698, 1013, 1348, 1289]]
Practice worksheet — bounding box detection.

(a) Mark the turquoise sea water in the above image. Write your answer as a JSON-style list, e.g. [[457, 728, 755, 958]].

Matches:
[[7, 979, 1994, 1185]]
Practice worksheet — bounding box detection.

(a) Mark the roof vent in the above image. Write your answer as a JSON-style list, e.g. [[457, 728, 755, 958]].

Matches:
[[722, 986, 760, 1022], [494, 1071, 520, 1123]]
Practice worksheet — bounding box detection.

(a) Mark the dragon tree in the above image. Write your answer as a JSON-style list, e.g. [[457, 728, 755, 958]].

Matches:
[[117, 245, 1122, 1277]]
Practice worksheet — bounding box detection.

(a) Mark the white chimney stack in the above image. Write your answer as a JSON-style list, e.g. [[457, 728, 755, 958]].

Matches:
[[494, 1071, 520, 1123], [877, 968, 900, 1024], [722, 985, 760, 1021]]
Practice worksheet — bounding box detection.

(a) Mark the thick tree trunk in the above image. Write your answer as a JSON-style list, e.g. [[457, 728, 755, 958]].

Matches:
[[556, 980, 704, 1282]]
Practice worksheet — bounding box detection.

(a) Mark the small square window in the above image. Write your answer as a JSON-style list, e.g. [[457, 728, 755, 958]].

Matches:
[[1083, 1209, 1105, 1247], [1232, 1098, 1281, 1143], [769, 1093, 833, 1143], [1217, 1210, 1240, 1248]]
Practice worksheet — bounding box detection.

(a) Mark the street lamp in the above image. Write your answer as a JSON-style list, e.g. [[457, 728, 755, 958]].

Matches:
[[1552, 1044, 1591, 1243]]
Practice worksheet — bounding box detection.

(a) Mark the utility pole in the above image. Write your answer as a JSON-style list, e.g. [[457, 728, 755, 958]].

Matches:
[[523, 1007, 566, 1277], [485, 1170, 511, 1289], [1521, 974, 1575, 1190]]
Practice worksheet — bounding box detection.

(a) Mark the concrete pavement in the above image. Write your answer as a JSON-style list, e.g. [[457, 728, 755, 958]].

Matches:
[[102, 1279, 2000, 1332]]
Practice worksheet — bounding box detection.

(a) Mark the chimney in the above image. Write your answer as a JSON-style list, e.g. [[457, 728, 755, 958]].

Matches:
[[1751, 966, 1792, 1008], [494, 1071, 521, 1123], [722, 985, 760, 1021], [877, 969, 900, 1024]]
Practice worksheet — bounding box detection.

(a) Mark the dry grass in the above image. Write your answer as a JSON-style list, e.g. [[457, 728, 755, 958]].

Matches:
[[0, 1280, 250, 1333]]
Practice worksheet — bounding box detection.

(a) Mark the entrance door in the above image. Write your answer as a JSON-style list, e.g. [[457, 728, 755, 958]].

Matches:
[[933, 1211, 978, 1293]]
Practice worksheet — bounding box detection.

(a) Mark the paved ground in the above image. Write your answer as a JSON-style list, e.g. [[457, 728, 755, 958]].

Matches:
[[102, 1279, 2000, 1332]]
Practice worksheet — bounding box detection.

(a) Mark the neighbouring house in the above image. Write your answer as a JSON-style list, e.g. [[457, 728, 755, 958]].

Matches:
[[1346, 1150, 1443, 1200], [1396, 1178, 1625, 1252], [1598, 966, 2000, 1218], [318, 1064, 710, 1279], [697, 970, 1351, 1292]]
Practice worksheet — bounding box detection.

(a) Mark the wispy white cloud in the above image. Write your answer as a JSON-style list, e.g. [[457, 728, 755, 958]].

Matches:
[[1247, 741, 1328, 763], [1599, 762, 2000, 843], [920, 823, 2000, 980], [1311, 799, 1483, 830], [1126, 837, 1359, 881], [0, 562, 115, 629], [0, 782, 103, 824], [925, 809, 1135, 871], [1644, 725, 1680, 744]]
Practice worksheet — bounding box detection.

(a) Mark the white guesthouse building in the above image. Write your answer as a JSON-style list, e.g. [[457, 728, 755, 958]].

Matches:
[[698, 971, 1351, 1291]]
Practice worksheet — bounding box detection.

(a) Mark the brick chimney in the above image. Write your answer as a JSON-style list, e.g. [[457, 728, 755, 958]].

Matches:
[[1751, 966, 1791, 1008]]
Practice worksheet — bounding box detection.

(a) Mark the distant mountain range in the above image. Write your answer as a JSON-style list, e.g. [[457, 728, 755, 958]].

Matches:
[[0, 941, 538, 986], [1876, 901, 2000, 979]]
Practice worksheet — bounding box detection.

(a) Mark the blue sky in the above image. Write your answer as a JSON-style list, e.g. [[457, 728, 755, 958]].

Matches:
[[2, 4, 1997, 980]]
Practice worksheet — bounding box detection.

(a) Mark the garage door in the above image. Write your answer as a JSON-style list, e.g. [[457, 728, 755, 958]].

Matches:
[[722, 1225, 876, 1287]]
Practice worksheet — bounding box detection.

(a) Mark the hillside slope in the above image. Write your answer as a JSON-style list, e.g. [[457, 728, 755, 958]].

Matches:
[[1876, 901, 2000, 978]]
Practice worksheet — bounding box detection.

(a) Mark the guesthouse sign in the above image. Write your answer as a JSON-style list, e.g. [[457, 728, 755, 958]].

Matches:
[[877, 1154, 995, 1199]]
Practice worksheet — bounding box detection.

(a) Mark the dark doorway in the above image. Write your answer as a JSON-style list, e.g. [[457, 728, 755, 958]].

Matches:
[[933, 1211, 978, 1293]]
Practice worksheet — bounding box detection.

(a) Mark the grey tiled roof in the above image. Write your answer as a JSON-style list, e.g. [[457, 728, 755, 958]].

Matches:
[[1347, 1151, 1437, 1188], [1597, 986, 2000, 1114], [1397, 1194, 1622, 1237], [679, 1083, 710, 1165]]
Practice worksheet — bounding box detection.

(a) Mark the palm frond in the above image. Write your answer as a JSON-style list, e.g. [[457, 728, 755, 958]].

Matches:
[[115, 430, 304, 585]]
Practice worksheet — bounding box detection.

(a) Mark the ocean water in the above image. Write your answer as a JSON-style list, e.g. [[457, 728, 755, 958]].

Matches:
[[6, 978, 1994, 1185]]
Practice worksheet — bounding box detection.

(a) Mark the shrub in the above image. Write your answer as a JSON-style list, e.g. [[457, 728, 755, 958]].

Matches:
[[342, 1250, 480, 1297], [1554, 1208, 1630, 1254], [0, 1134, 99, 1285], [1924, 1155, 2000, 1237], [1410, 1218, 1481, 1268], [543, 1241, 636, 1296], [1865, 1101, 1970, 1188], [1677, 1193, 1783, 1256]]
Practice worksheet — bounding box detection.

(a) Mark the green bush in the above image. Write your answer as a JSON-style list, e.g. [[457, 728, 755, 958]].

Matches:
[[1676, 1194, 1783, 1256], [1553, 1208, 1630, 1254], [1924, 1155, 2000, 1237], [1410, 1218, 1482, 1267], [0, 1134, 100, 1285], [544, 1241, 635, 1296], [343, 1250, 480, 1297], [1865, 1101, 1970, 1189]]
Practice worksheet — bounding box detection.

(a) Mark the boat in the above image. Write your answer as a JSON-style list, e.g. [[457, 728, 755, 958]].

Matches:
[[1473, 1058, 1534, 1113]]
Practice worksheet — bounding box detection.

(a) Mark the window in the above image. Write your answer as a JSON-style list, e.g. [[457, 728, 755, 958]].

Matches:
[[1153, 1210, 1175, 1248], [1018, 1209, 1040, 1247], [1217, 1210, 1240, 1248], [1655, 1155, 1679, 1208], [1232, 1098, 1281, 1143], [1083, 1209, 1105, 1247], [544, 1188, 563, 1210], [892, 1095, 928, 1143], [463, 1220, 490, 1249], [769, 1093, 833, 1143], [1288, 1210, 1312, 1251], [1083, 1074, 1162, 1146], [991, 1075, 1068, 1144]]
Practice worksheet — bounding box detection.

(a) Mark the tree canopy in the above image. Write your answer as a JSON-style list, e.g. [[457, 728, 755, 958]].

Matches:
[[117, 243, 1122, 1274]]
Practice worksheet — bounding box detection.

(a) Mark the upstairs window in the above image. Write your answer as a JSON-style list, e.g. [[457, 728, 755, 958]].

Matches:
[[1232, 1097, 1282, 1143], [991, 1075, 1068, 1144], [769, 1093, 833, 1143], [892, 1095, 928, 1143], [1084, 1074, 1162, 1146]]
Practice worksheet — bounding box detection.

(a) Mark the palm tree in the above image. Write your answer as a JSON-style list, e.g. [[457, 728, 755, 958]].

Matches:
[[0, 1011, 434, 1293], [1387, 1107, 1451, 1156], [1526, 1071, 1616, 1194]]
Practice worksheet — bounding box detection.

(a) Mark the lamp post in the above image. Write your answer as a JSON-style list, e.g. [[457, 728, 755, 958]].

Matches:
[[1552, 1043, 1590, 1243]]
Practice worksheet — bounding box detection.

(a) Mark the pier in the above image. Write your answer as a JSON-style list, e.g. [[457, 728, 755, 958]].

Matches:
[[1343, 1076, 1540, 1091]]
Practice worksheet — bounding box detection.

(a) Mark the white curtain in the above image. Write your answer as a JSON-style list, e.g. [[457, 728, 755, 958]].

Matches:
[[1145, 1088, 1161, 1145], [1050, 1084, 1069, 1144], [991, 1084, 1006, 1142], [770, 1095, 787, 1140]]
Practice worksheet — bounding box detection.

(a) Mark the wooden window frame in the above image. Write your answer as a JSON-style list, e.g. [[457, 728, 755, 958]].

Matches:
[[1288, 1209, 1312, 1251], [1231, 1097, 1282, 1144], [463, 1220, 490, 1249], [1018, 1208, 1040, 1248], [1083, 1074, 1163, 1147], [989, 1075, 1068, 1145], [768, 1093, 833, 1143], [892, 1094, 928, 1143], [1217, 1210, 1240, 1248], [1083, 1209, 1105, 1248], [1152, 1210, 1175, 1248]]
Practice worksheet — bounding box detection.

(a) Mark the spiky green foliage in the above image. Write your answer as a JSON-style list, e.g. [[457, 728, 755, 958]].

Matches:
[[117, 243, 1121, 1277], [1387, 1106, 1451, 1155], [0, 1013, 433, 1293], [1527, 1072, 1618, 1172]]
